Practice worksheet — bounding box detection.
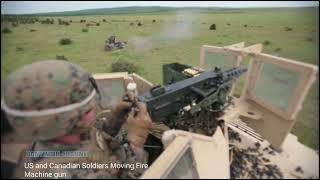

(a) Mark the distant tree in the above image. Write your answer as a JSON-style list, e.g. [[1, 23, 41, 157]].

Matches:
[[284, 26, 293, 31], [275, 48, 281, 52], [306, 37, 313, 42], [111, 61, 140, 73], [59, 38, 72, 45], [2, 27, 12, 33], [209, 24, 216, 30], [56, 55, 68, 61], [263, 40, 271, 45], [16, 47, 24, 51], [12, 22, 18, 27]]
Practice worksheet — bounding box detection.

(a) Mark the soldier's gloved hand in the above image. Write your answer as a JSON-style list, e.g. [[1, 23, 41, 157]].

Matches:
[[127, 102, 152, 149], [103, 93, 135, 136]]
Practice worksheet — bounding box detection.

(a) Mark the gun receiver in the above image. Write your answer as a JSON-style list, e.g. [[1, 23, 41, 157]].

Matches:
[[138, 66, 248, 122]]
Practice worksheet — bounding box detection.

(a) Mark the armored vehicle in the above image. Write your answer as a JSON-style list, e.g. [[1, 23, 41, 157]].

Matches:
[[93, 42, 318, 179], [104, 36, 126, 51]]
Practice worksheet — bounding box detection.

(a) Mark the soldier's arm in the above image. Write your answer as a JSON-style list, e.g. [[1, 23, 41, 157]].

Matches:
[[103, 93, 152, 148], [126, 102, 152, 149], [103, 98, 133, 137]]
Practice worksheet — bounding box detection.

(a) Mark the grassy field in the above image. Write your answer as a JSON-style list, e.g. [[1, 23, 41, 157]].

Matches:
[[1, 8, 319, 150]]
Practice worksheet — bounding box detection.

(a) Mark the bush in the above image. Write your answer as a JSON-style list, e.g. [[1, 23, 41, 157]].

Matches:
[[263, 40, 271, 45], [96, 23, 100, 26], [275, 48, 281, 52], [111, 60, 139, 73], [2, 27, 12, 33], [16, 47, 24, 51], [130, 22, 134, 26], [137, 22, 142, 26], [306, 37, 313, 42], [103, 19, 106, 22], [285, 26, 293, 31], [57, 19, 70, 25], [30, 29, 36, 32], [41, 18, 54, 24], [227, 23, 231, 26], [243, 24, 248, 27], [209, 24, 216, 30], [59, 38, 72, 45], [152, 19, 156, 23], [56, 55, 68, 61], [82, 28, 88, 32]]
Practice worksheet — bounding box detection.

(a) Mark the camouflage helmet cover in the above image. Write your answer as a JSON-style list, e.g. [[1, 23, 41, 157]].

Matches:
[[1, 60, 97, 140]]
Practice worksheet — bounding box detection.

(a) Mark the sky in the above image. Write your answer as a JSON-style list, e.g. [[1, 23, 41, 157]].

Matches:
[[1, 1, 319, 15]]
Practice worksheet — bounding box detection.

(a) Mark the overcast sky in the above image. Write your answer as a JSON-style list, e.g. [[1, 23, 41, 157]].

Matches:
[[1, 1, 319, 14]]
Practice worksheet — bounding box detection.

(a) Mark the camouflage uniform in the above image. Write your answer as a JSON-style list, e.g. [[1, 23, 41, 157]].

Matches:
[[1, 60, 150, 179]]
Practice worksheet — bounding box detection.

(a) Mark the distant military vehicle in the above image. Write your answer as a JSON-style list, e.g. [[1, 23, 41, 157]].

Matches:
[[104, 36, 127, 51], [93, 42, 318, 179]]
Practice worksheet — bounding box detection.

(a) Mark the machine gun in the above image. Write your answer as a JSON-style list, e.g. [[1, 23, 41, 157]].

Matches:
[[138, 66, 247, 135]]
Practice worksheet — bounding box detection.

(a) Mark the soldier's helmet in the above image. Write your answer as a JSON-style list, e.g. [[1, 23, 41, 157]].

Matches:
[[1, 60, 99, 141]]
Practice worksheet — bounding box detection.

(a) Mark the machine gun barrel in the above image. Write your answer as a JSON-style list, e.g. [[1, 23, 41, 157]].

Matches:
[[138, 66, 247, 121]]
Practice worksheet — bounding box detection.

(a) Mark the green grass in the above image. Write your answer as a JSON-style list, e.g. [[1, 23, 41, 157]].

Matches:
[[1, 8, 319, 150]]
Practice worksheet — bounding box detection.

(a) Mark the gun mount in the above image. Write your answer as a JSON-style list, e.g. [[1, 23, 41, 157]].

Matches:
[[139, 67, 247, 121], [138, 66, 247, 135]]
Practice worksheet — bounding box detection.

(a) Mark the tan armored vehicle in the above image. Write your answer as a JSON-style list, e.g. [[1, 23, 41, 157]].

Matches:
[[94, 42, 318, 179]]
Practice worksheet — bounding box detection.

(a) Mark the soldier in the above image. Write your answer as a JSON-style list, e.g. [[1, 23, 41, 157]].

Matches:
[[1, 60, 152, 178], [104, 43, 114, 51], [108, 36, 116, 44]]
